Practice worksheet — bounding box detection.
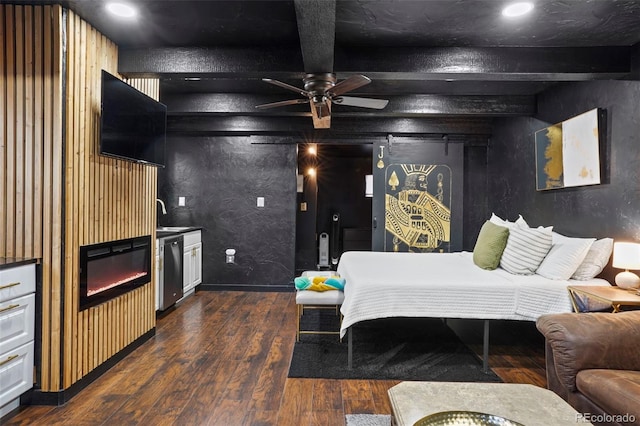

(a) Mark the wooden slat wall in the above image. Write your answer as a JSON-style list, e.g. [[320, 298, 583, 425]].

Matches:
[[2, 5, 158, 392], [1, 4, 64, 391], [64, 10, 157, 389]]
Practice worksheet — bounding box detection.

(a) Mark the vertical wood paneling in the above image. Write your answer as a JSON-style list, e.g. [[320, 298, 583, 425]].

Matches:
[[2, 5, 157, 392], [0, 4, 63, 390], [63, 10, 158, 388], [33, 6, 43, 259], [0, 5, 6, 257], [50, 3, 64, 392], [15, 6, 25, 259], [5, 5, 16, 257], [23, 6, 34, 257], [41, 4, 55, 390]]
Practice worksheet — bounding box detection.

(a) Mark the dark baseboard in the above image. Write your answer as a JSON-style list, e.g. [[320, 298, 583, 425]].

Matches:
[[23, 327, 156, 406], [199, 283, 293, 292]]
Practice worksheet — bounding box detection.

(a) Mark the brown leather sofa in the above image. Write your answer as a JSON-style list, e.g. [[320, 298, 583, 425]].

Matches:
[[537, 311, 640, 426]]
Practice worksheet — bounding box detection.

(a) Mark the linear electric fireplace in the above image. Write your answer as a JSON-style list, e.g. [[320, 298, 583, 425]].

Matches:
[[80, 235, 151, 310]]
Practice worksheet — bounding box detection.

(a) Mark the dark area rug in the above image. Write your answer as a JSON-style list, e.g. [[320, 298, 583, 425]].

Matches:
[[288, 312, 502, 382]]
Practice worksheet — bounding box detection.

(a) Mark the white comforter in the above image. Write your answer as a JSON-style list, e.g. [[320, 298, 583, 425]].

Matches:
[[337, 251, 608, 338]]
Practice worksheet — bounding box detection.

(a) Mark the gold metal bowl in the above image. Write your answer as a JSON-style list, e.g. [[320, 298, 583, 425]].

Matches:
[[413, 411, 524, 426]]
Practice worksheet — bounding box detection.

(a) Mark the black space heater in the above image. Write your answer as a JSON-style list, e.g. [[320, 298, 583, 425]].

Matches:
[[331, 213, 340, 267]]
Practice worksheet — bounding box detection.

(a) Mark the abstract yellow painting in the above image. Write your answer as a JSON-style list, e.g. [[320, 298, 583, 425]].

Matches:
[[535, 108, 602, 191]]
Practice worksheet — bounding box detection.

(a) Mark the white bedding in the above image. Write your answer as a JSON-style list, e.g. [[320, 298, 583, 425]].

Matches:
[[337, 251, 608, 338]]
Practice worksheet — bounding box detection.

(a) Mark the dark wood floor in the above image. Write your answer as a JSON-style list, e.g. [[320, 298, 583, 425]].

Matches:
[[5, 291, 547, 425]]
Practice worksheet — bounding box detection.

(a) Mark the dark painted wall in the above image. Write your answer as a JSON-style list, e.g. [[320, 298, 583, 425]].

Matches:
[[463, 145, 489, 251], [488, 80, 640, 282], [158, 136, 297, 289], [158, 134, 487, 290]]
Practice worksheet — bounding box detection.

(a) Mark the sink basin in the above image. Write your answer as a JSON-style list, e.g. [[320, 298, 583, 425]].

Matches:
[[157, 226, 192, 232]]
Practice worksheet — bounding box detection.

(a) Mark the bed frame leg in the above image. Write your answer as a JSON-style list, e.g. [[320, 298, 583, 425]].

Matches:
[[348, 327, 353, 369], [483, 320, 490, 373]]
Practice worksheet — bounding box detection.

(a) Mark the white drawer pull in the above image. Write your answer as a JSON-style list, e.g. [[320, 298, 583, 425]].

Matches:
[[0, 354, 19, 367], [0, 303, 20, 313], [0, 282, 20, 290]]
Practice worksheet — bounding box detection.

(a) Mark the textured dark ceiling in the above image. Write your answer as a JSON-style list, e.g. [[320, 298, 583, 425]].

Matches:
[[65, 0, 640, 48], [31, 0, 640, 128]]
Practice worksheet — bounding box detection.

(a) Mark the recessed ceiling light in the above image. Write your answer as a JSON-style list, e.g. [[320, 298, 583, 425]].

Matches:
[[502, 2, 534, 18], [106, 2, 137, 19]]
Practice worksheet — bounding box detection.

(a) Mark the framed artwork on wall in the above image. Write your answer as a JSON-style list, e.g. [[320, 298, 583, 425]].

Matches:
[[384, 163, 452, 253], [535, 108, 603, 191]]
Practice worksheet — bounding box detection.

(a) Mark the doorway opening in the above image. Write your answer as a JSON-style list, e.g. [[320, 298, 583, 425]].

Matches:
[[295, 143, 373, 274]]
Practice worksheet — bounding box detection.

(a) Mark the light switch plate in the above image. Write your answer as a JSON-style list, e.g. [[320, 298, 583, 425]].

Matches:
[[257, 197, 265, 207], [178, 196, 186, 206]]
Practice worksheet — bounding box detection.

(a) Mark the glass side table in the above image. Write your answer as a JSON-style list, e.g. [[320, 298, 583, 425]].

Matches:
[[567, 285, 640, 313]]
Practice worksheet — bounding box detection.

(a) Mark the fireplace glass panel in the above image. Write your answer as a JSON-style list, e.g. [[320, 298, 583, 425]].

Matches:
[[86, 248, 148, 296], [80, 236, 151, 310]]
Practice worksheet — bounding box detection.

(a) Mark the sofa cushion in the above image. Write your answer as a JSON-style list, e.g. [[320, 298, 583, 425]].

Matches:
[[577, 369, 640, 421]]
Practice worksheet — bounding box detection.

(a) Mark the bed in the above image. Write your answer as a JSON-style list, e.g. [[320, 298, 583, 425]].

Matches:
[[337, 250, 609, 371]]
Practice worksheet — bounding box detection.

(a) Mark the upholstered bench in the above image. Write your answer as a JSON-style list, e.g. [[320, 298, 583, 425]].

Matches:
[[295, 271, 344, 341]]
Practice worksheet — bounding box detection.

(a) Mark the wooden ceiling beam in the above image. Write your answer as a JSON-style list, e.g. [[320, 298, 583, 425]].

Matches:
[[119, 46, 631, 81], [162, 93, 536, 116], [294, 0, 336, 73], [166, 115, 493, 135], [335, 46, 631, 81], [118, 46, 304, 78]]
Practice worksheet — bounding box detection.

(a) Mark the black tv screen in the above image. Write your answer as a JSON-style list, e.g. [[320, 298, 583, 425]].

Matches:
[[100, 70, 166, 167]]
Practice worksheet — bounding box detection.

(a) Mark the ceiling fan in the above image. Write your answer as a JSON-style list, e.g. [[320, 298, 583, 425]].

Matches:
[[255, 73, 389, 129]]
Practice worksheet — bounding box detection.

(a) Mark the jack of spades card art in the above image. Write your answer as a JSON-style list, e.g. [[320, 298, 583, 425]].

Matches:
[[384, 164, 452, 252]]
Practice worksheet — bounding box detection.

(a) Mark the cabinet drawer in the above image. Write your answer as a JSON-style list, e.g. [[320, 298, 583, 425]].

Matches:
[[0, 293, 35, 356], [183, 230, 201, 247], [0, 264, 35, 302], [0, 341, 34, 407]]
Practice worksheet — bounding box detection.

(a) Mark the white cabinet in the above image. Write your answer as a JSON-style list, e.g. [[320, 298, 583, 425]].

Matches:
[[0, 262, 36, 418], [182, 231, 202, 298]]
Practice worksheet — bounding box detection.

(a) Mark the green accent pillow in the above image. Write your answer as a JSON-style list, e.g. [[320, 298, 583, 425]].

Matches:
[[473, 221, 510, 270]]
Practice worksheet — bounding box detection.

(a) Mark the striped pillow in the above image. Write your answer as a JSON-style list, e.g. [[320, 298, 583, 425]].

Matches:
[[500, 225, 553, 275]]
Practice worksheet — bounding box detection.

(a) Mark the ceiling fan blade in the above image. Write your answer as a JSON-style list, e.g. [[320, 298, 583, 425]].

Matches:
[[329, 75, 371, 96], [333, 96, 389, 109], [255, 98, 309, 109], [262, 78, 309, 97]]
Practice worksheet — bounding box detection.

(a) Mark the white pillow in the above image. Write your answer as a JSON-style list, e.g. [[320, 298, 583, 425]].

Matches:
[[571, 238, 614, 280], [536, 236, 595, 280], [500, 224, 553, 275], [489, 213, 528, 229]]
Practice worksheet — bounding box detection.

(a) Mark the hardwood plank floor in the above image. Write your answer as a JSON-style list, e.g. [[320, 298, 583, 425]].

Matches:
[[4, 291, 547, 425]]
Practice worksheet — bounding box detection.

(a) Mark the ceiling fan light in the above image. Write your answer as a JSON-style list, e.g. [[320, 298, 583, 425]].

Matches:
[[502, 2, 534, 17]]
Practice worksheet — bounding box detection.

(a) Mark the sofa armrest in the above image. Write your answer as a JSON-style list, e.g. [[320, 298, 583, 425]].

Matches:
[[536, 311, 640, 392]]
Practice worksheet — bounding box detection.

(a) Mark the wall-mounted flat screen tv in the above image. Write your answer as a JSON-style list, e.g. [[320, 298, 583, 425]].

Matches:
[[100, 70, 166, 167]]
